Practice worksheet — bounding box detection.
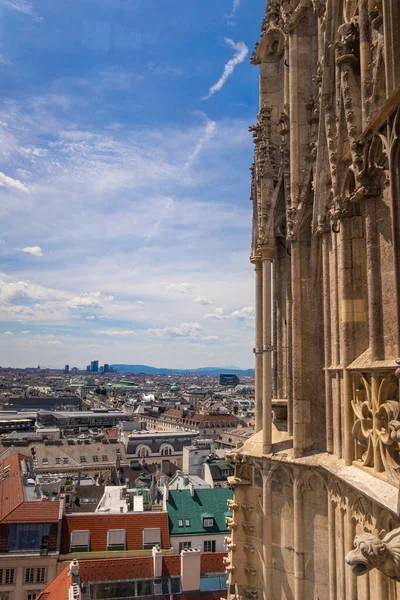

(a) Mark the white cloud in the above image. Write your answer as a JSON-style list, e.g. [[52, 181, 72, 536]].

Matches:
[[185, 116, 216, 168], [21, 330, 30, 334], [0, 171, 30, 193], [147, 322, 202, 339], [23, 245, 43, 257], [0, 279, 61, 303], [3, 0, 34, 15], [3, 330, 13, 335], [2, 0, 43, 22], [194, 296, 212, 306], [204, 308, 226, 320], [201, 39, 248, 101], [226, 0, 241, 24], [163, 282, 196, 294], [231, 306, 255, 320], [96, 329, 137, 337], [136, 301, 146, 307], [65, 292, 113, 309]]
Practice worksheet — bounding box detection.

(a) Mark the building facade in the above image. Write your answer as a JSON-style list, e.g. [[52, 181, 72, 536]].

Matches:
[[165, 487, 233, 555], [227, 2, 400, 600], [0, 453, 62, 600]]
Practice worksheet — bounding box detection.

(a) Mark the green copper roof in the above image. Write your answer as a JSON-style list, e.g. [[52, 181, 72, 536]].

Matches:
[[166, 488, 233, 536]]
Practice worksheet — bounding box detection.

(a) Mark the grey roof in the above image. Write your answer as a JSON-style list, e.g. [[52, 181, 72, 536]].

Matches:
[[166, 473, 211, 490]]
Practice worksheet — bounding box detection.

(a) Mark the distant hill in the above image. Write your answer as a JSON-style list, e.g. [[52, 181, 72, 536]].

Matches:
[[111, 364, 255, 376]]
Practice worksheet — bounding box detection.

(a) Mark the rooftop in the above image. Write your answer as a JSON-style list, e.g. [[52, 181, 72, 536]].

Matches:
[[60, 512, 170, 554], [166, 487, 233, 536], [0, 451, 60, 524], [37, 553, 227, 600]]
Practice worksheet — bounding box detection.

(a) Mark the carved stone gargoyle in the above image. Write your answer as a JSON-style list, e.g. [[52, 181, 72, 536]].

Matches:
[[345, 529, 400, 580]]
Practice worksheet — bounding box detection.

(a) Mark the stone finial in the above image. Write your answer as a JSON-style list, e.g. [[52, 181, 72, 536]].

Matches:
[[345, 529, 400, 580]]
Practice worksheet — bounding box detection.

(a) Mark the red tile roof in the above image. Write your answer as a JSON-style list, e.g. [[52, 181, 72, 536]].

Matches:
[[60, 512, 170, 553], [0, 451, 60, 523], [38, 554, 228, 599], [201, 552, 226, 573], [162, 554, 180, 576], [81, 557, 153, 581], [36, 564, 71, 600]]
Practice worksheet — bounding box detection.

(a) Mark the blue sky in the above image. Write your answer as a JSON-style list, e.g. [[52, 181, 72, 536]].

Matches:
[[0, 0, 265, 369]]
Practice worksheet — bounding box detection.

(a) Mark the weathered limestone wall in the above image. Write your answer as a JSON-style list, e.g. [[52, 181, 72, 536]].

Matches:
[[228, 0, 400, 599]]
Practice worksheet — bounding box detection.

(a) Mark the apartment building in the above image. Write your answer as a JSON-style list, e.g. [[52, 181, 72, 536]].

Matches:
[[37, 549, 228, 600], [164, 487, 233, 554], [0, 453, 62, 600]]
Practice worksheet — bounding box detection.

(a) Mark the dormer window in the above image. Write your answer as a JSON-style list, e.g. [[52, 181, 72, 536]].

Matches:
[[107, 529, 126, 551], [203, 518, 214, 528], [70, 530, 90, 552]]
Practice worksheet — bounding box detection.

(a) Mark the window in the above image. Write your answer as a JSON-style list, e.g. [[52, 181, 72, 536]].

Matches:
[[5, 569, 14, 585], [25, 568, 46, 585], [27, 594, 38, 600], [6, 524, 51, 553], [63, 458, 69, 464], [93, 456, 99, 462], [142, 528, 161, 549], [102, 455, 108, 461], [204, 540, 216, 552], [177, 519, 183, 527], [200, 573, 228, 591], [25, 568, 34, 584], [137, 446, 150, 458], [36, 568, 46, 584], [179, 541, 192, 552], [107, 529, 126, 551], [55, 458, 61, 464], [80, 456, 86, 463], [185, 519, 190, 527], [0, 593, 11, 600], [203, 518, 214, 528], [42, 458, 48, 464], [0, 569, 15, 586], [160, 444, 173, 456], [70, 530, 90, 552]]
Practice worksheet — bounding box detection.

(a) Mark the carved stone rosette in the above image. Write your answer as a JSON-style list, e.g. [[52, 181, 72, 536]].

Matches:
[[351, 372, 400, 484]]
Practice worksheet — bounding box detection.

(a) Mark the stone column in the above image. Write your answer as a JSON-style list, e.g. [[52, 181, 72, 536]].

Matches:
[[291, 240, 307, 458], [322, 232, 333, 453], [251, 256, 263, 433], [260, 245, 275, 455], [328, 496, 337, 600], [293, 473, 304, 600], [365, 200, 384, 360], [345, 513, 357, 600], [262, 458, 273, 600], [339, 218, 355, 466]]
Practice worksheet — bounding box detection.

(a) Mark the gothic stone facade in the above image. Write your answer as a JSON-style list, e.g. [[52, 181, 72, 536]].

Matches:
[[226, 1, 400, 599]]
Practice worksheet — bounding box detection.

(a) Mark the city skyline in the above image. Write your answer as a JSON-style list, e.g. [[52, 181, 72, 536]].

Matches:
[[0, 0, 265, 368]]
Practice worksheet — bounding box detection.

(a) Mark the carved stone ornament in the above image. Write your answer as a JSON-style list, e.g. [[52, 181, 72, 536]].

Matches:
[[345, 529, 400, 580], [351, 372, 400, 484]]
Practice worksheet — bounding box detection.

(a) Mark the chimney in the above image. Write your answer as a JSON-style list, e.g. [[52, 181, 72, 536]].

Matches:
[[69, 559, 79, 577], [181, 548, 201, 592], [183, 474, 189, 487], [152, 545, 163, 577], [189, 483, 195, 497]]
